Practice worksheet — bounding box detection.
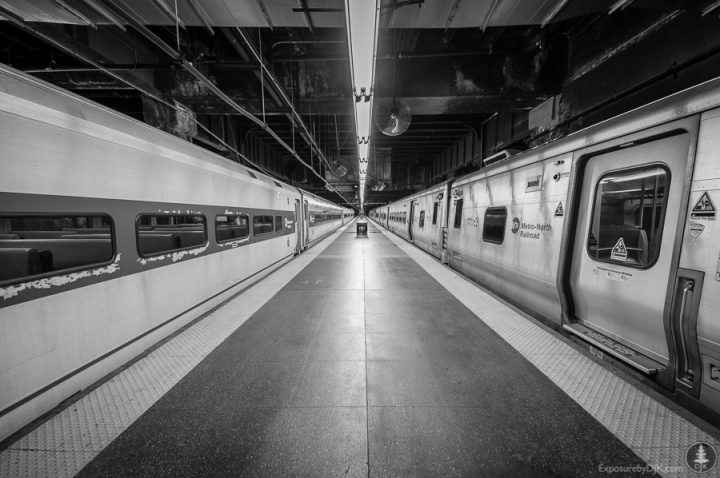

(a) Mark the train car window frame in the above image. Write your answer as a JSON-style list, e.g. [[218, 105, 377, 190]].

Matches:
[[310, 209, 342, 226], [453, 199, 463, 229], [586, 164, 669, 269], [253, 215, 275, 236], [432, 203, 439, 225], [275, 215, 283, 232], [136, 213, 207, 257], [482, 207, 507, 245], [0, 213, 116, 284], [215, 213, 250, 243], [419, 210, 425, 228]]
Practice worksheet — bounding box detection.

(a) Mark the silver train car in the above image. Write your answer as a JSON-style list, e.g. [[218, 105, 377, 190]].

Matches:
[[0, 64, 353, 441], [371, 76, 720, 425]]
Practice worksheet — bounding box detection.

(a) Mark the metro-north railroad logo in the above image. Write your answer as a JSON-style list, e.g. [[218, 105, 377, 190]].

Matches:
[[686, 442, 717, 473], [511, 217, 520, 233]]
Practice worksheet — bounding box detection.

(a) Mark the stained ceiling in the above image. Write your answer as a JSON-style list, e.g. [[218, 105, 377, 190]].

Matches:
[[1, 0, 719, 208]]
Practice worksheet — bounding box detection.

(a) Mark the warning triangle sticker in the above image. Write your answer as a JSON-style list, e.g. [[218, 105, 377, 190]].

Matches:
[[691, 192, 716, 218], [554, 202, 564, 217], [610, 237, 628, 261]]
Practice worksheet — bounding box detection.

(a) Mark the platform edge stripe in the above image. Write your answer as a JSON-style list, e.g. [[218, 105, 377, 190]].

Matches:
[[0, 224, 353, 478], [373, 223, 719, 478]]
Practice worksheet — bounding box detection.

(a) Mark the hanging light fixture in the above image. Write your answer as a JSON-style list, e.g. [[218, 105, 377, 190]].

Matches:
[[345, 0, 379, 211]]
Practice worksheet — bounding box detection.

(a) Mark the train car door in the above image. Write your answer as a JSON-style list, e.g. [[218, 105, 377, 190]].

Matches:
[[568, 132, 691, 374], [303, 200, 310, 248], [295, 199, 302, 253], [409, 201, 416, 241]]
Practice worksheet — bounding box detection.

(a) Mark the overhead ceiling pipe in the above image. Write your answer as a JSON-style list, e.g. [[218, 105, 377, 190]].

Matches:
[[220, 29, 284, 108], [540, 0, 571, 28], [52, 0, 97, 29], [108, 2, 335, 168], [480, 0, 502, 32], [187, 0, 215, 35], [233, 27, 335, 171], [79, 0, 126, 31], [6, 1, 352, 205]]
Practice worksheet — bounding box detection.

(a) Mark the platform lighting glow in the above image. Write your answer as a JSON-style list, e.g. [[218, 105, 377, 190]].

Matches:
[[345, 0, 378, 99], [355, 101, 372, 143], [346, 0, 379, 209]]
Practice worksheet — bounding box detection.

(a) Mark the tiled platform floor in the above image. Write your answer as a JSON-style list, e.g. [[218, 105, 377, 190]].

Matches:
[[3, 221, 718, 477], [76, 223, 654, 477]]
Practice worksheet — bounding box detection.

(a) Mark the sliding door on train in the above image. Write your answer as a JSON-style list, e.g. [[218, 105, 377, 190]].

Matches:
[[568, 132, 694, 376], [409, 200, 416, 242], [295, 199, 302, 253]]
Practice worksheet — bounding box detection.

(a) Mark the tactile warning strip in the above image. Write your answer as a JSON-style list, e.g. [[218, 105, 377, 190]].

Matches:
[[377, 224, 720, 478], [0, 226, 350, 478]]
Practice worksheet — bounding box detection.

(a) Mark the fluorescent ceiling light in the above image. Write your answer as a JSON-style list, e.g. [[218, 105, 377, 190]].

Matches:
[[345, 0, 378, 97], [355, 100, 372, 142], [346, 0, 378, 209]]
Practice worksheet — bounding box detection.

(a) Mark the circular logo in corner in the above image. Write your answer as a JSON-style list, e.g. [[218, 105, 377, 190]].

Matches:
[[686, 441, 717, 473], [511, 217, 520, 234]]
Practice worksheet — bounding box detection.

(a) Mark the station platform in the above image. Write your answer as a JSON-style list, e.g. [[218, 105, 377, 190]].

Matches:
[[2, 220, 719, 477]]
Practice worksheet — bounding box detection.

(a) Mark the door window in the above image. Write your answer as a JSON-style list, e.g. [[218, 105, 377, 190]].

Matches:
[[587, 165, 669, 268], [453, 199, 463, 228], [483, 207, 507, 244]]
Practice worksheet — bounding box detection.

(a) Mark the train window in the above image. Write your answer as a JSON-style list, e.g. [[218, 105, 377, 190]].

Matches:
[[0, 214, 115, 283], [253, 215, 274, 235], [275, 216, 283, 232], [432, 203, 439, 225], [419, 211, 425, 228], [483, 207, 507, 244], [587, 165, 669, 268], [136, 214, 207, 256], [453, 199, 463, 228], [311, 211, 342, 225], [215, 214, 249, 243]]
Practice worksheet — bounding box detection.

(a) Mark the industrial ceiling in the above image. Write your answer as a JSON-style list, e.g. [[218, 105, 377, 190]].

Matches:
[[1, 0, 719, 209]]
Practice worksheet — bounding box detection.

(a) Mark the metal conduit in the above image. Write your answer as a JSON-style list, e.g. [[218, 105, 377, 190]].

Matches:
[[233, 28, 335, 170], [0, 3, 353, 206], [105, 1, 351, 204]]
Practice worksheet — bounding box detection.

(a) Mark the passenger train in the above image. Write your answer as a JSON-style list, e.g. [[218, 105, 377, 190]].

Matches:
[[0, 64, 353, 441], [371, 76, 720, 425]]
